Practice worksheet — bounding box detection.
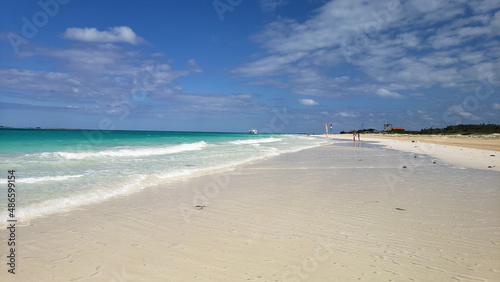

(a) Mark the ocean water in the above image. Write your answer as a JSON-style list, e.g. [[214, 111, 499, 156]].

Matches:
[[0, 129, 325, 226]]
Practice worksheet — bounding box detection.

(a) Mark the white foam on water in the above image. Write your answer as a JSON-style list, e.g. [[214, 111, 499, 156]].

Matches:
[[45, 141, 208, 160], [20, 174, 85, 184], [0, 175, 147, 228], [230, 137, 282, 145], [0, 135, 327, 227]]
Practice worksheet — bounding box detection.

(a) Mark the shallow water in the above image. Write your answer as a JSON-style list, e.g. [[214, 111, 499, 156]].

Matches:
[[0, 129, 325, 226]]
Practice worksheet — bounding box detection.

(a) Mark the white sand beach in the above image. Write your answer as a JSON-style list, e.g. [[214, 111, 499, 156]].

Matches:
[[1, 136, 499, 281], [337, 133, 500, 171]]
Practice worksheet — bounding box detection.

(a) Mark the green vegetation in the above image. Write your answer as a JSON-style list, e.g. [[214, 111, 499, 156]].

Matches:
[[358, 128, 378, 133], [386, 124, 500, 135]]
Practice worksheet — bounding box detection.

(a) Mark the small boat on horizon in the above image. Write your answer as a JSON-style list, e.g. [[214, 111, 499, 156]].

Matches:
[[248, 129, 258, 134]]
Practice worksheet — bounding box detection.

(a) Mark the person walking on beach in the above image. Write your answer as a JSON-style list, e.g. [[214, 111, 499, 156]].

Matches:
[[353, 130, 357, 146], [357, 132, 361, 142]]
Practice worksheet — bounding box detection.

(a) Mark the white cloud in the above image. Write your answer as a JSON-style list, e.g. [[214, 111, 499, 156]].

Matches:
[[492, 11, 500, 32], [187, 59, 203, 73], [417, 110, 434, 122], [0, 43, 194, 116], [63, 26, 145, 45], [427, 33, 464, 49], [376, 88, 404, 99], [420, 54, 458, 66], [234, 0, 499, 101], [232, 52, 306, 77], [493, 103, 500, 110], [338, 111, 357, 118], [446, 104, 482, 120], [0, 40, 272, 120], [398, 32, 420, 48], [259, 0, 287, 13], [252, 1, 396, 55], [0, 68, 74, 93], [151, 52, 166, 57], [409, 1, 466, 24], [459, 50, 486, 64], [469, 0, 500, 14], [299, 99, 319, 106]]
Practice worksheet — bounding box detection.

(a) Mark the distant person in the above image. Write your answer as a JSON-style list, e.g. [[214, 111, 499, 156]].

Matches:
[[357, 132, 361, 141]]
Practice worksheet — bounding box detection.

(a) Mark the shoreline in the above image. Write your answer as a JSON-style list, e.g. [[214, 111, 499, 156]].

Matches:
[[0, 134, 324, 229], [1, 138, 499, 280]]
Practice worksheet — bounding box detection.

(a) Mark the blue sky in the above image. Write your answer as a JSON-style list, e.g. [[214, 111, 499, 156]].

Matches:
[[0, 0, 499, 133]]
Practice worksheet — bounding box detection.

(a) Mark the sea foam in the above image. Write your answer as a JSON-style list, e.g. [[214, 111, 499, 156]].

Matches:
[[1, 133, 326, 228], [52, 141, 207, 159], [230, 137, 282, 145], [20, 174, 85, 184]]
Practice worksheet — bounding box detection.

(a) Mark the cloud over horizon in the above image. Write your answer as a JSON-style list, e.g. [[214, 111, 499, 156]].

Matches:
[[0, 41, 246, 120], [376, 88, 404, 99]]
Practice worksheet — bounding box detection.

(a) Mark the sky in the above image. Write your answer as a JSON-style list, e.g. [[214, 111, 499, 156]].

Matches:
[[0, 0, 499, 133]]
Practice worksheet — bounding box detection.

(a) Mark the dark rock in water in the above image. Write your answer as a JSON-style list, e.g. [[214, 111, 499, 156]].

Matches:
[[433, 161, 437, 164], [402, 166, 407, 168], [488, 166, 493, 168], [491, 155, 495, 157], [395, 208, 406, 211]]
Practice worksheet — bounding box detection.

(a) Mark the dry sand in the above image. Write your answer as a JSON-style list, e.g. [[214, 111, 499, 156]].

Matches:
[[358, 134, 500, 171], [362, 133, 500, 151], [1, 138, 499, 281]]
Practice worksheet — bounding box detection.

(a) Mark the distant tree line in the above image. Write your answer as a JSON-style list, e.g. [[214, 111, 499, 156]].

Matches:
[[340, 128, 379, 134], [387, 124, 500, 135], [358, 128, 378, 133]]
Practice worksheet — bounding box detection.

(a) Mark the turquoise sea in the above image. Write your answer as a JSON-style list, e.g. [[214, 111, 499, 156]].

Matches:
[[0, 128, 325, 226]]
